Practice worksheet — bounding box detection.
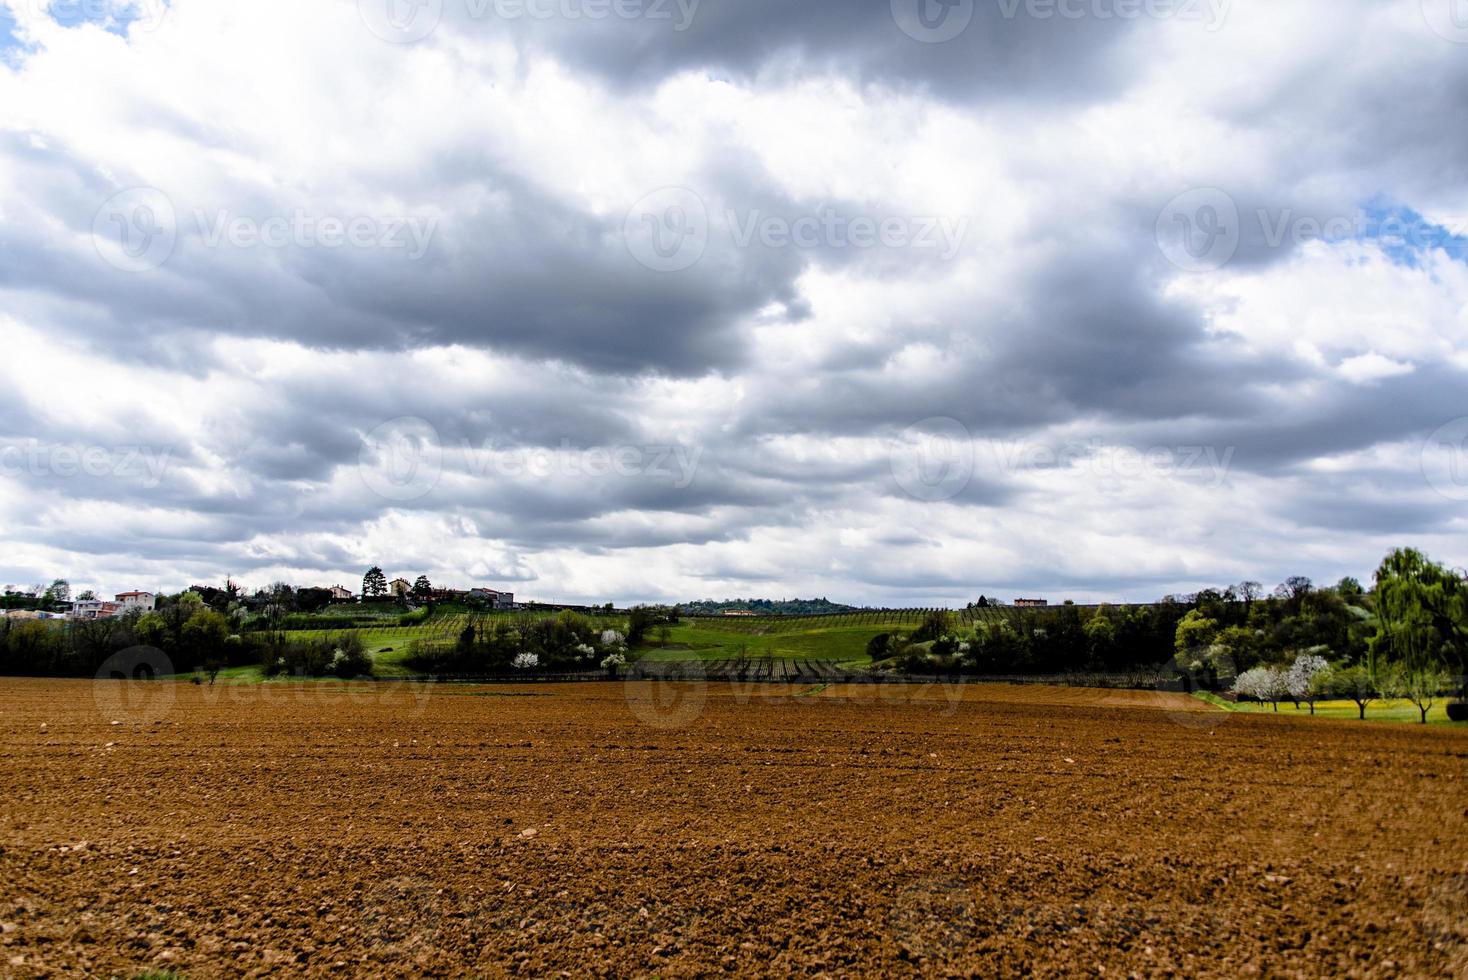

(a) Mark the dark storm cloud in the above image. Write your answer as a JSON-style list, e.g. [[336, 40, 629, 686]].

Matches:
[[4, 117, 983, 381], [1110, 363, 1468, 478], [1280, 490, 1454, 537], [465, 0, 1139, 102], [743, 239, 1280, 444], [1203, 22, 1468, 206], [0, 134, 807, 377]]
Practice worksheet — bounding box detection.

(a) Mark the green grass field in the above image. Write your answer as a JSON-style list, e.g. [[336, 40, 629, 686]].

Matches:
[[282, 626, 433, 676], [636, 622, 892, 664], [179, 613, 895, 682], [1194, 692, 1463, 726]]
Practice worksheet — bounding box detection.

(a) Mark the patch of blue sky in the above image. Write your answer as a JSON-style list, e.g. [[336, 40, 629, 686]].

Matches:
[[1353, 196, 1468, 269], [1, 7, 29, 64], [46, 0, 163, 36]]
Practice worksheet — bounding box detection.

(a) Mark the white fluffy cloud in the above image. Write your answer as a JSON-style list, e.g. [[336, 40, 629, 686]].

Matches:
[[0, 0, 1464, 604]]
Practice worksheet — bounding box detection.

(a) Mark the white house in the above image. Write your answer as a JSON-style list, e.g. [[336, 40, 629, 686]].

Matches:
[[115, 591, 156, 613], [72, 600, 122, 620], [329, 585, 354, 601], [469, 588, 515, 610]]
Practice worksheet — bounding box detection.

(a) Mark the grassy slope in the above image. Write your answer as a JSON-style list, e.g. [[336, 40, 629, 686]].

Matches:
[[284, 626, 433, 677], [635, 622, 893, 664]]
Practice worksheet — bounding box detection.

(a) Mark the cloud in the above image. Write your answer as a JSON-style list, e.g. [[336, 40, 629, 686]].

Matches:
[[0, 0, 1464, 604]]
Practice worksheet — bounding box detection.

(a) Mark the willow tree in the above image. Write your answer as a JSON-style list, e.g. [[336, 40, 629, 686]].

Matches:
[[1369, 548, 1466, 702]]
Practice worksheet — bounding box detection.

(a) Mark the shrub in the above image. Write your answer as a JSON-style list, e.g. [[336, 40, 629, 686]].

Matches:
[[910, 610, 953, 644], [865, 633, 891, 661], [265, 632, 372, 678], [398, 607, 430, 626]]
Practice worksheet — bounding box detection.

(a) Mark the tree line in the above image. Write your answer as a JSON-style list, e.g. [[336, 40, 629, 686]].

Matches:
[[882, 548, 1466, 720]]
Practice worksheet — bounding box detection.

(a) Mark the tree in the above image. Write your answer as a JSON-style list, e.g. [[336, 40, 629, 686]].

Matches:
[[1370, 548, 1465, 697], [866, 633, 892, 661], [182, 609, 229, 663], [1275, 576, 1314, 602], [1285, 652, 1331, 714], [1083, 612, 1118, 667], [968, 621, 1027, 673], [626, 606, 658, 646], [363, 566, 388, 598], [294, 587, 333, 613], [43, 579, 71, 605], [134, 612, 168, 650], [1234, 666, 1289, 711], [910, 609, 953, 644], [1213, 625, 1263, 675], [76, 589, 96, 601], [1401, 662, 1449, 724], [412, 575, 432, 601], [1322, 663, 1377, 720], [1174, 609, 1219, 661], [258, 583, 293, 636]]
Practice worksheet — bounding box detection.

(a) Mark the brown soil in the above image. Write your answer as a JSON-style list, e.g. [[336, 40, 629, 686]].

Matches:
[[1, 677, 1465, 978]]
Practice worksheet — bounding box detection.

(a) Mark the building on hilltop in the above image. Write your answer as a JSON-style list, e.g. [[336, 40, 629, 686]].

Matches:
[[115, 591, 156, 613], [72, 600, 123, 619], [468, 588, 515, 610], [1013, 598, 1049, 608]]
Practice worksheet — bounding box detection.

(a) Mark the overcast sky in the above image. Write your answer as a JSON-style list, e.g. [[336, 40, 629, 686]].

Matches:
[[1, 0, 1466, 606]]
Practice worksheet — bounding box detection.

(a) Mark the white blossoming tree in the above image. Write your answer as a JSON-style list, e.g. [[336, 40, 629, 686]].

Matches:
[[1285, 652, 1332, 714], [512, 652, 539, 671], [1233, 666, 1289, 711]]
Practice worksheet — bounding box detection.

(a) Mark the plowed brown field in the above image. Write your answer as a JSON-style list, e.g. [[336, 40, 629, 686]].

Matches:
[[2, 678, 1466, 978]]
